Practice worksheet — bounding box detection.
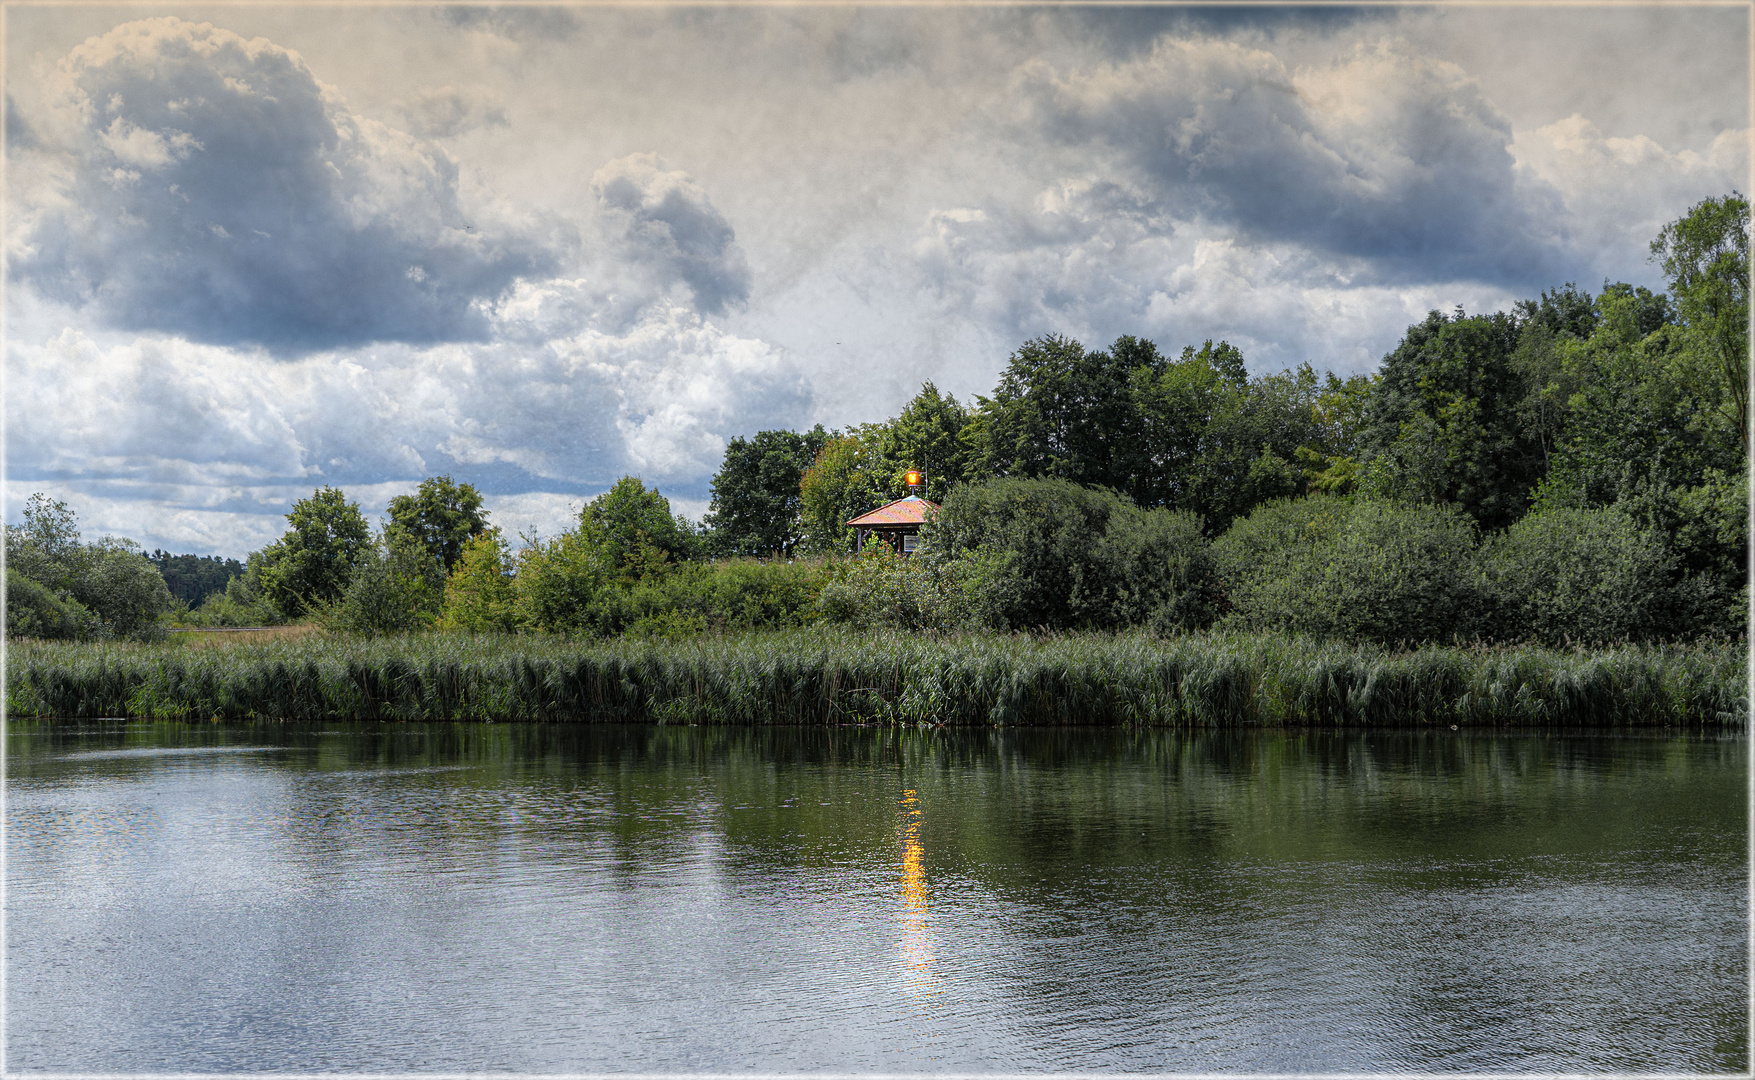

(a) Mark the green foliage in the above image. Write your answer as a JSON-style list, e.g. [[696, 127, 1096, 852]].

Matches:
[[1359, 308, 1540, 530], [1475, 506, 1681, 645], [816, 541, 1013, 632], [1651, 192, 1750, 451], [972, 334, 1164, 501], [6, 493, 84, 592], [1180, 358, 1331, 530], [1213, 495, 1481, 644], [441, 530, 518, 633], [146, 551, 244, 606], [9, 629, 1743, 729], [874, 381, 972, 499], [922, 477, 1217, 632], [78, 539, 177, 639], [508, 527, 617, 635], [5, 569, 96, 640], [581, 477, 701, 577], [706, 427, 830, 556], [386, 475, 490, 573], [178, 563, 282, 628], [257, 487, 371, 616], [322, 528, 447, 636], [799, 433, 889, 554], [1534, 283, 1738, 510], [5, 494, 171, 639], [613, 558, 828, 635]]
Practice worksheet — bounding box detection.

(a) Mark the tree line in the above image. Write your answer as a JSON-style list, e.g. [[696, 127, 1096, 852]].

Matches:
[[6, 193, 1745, 645]]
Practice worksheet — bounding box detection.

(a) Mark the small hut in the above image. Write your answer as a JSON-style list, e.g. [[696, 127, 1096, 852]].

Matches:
[[847, 495, 939, 555]]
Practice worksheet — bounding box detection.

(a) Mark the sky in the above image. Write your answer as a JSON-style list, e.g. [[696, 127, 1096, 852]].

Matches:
[[5, 3, 1749, 558]]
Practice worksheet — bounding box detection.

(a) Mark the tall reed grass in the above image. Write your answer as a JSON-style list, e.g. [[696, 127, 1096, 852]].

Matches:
[[5, 629, 1744, 728]]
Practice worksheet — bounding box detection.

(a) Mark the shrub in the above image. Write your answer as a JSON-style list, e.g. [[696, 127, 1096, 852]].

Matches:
[[179, 564, 283, 627], [74, 542, 175, 639], [322, 529, 446, 636], [1213, 495, 1480, 644], [921, 477, 1216, 631], [1476, 505, 1682, 644], [5, 569, 96, 639], [440, 530, 518, 633], [816, 543, 1012, 631], [509, 529, 616, 635], [626, 558, 829, 633]]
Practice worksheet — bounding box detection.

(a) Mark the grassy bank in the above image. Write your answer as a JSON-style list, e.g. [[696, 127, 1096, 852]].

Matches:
[[5, 629, 1744, 727]]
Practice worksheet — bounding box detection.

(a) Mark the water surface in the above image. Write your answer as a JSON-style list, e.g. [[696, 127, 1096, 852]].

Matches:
[[6, 722, 1747, 1072]]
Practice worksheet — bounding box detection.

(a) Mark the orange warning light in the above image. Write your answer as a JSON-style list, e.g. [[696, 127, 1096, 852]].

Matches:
[[905, 470, 922, 487]]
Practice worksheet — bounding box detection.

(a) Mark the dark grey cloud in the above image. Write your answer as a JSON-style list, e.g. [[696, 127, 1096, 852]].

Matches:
[[591, 153, 752, 317], [1020, 38, 1572, 287], [14, 17, 563, 354], [1057, 6, 1394, 60]]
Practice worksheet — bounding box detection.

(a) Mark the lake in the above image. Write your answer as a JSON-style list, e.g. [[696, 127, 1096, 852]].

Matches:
[[6, 721, 1746, 1072]]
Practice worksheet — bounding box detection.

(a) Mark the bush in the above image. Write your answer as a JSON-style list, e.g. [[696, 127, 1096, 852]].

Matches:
[[322, 529, 446, 636], [5, 569, 96, 639], [440, 531, 518, 633], [509, 529, 616, 634], [816, 543, 1013, 631], [620, 558, 829, 634], [1213, 495, 1481, 644], [920, 477, 1217, 631], [4, 496, 172, 639], [1476, 505, 1683, 644], [179, 562, 283, 627], [74, 542, 174, 639]]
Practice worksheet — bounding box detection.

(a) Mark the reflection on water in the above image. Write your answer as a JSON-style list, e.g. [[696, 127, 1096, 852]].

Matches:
[[898, 787, 937, 1026], [5, 722, 1746, 1073]]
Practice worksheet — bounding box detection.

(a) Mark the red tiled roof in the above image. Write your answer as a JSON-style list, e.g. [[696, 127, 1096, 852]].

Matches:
[[847, 496, 939, 528]]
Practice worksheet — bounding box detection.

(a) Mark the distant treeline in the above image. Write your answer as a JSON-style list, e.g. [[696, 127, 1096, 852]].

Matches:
[[146, 551, 244, 606], [5, 193, 1747, 649]]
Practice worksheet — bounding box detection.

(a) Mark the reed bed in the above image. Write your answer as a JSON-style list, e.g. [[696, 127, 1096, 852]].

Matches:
[[5, 629, 1745, 728]]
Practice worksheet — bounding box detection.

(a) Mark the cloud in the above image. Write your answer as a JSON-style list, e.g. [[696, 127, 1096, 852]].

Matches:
[[1014, 36, 1571, 287], [5, 300, 812, 549], [5, 93, 39, 152], [592, 153, 753, 317], [1510, 116, 1748, 285], [393, 84, 509, 139], [910, 185, 1520, 376], [12, 17, 564, 353]]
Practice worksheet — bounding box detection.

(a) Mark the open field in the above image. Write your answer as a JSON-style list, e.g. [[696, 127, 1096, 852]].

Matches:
[[6, 629, 1744, 727]]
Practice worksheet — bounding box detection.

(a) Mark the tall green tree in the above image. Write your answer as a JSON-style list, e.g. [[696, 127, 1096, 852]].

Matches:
[[5, 494, 172, 638], [875, 381, 973, 499], [257, 486, 371, 616], [581, 477, 700, 579], [1650, 192, 1750, 453], [972, 334, 1166, 501], [386, 475, 489, 573], [1358, 308, 1541, 530], [799, 432, 889, 553], [706, 426, 830, 556], [6, 493, 86, 591]]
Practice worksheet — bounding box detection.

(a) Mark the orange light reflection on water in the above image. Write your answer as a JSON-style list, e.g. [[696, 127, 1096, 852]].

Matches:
[[899, 788, 936, 999]]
